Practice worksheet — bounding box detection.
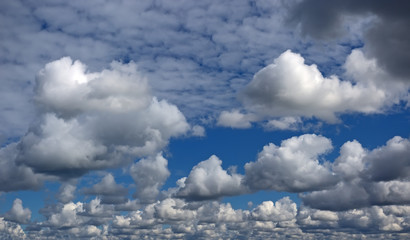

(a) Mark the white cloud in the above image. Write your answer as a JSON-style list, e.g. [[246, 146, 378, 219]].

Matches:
[[264, 116, 302, 131], [217, 110, 253, 128], [154, 198, 197, 222], [176, 155, 246, 200], [191, 125, 206, 137], [244, 134, 337, 192], [0, 217, 26, 239], [48, 202, 84, 228], [333, 140, 367, 180], [251, 197, 297, 222], [240, 49, 409, 123], [11, 57, 190, 180], [131, 153, 170, 203], [4, 199, 31, 224]]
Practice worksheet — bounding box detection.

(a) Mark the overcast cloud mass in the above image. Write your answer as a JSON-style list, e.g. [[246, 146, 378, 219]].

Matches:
[[0, 0, 409, 239]]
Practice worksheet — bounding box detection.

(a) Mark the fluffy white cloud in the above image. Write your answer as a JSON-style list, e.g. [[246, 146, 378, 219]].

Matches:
[[217, 110, 253, 128], [131, 153, 170, 203], [251, 197, 297, 222], [333, 140, 367, 180], [48, 202, 85, 228], [240, 49, 409, 123], [176, 155, 246, 200], [3, 199, 31, 224], [154, 198, 197, 222], [244, 134, 337, 192], [10, 57, 190, 180]]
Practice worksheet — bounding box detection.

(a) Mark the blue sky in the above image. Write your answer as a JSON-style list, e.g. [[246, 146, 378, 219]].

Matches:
[[1, 0, 410, 239]]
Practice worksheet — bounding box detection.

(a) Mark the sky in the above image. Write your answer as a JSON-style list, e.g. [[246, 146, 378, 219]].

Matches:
[[0, 0, 409, 239]]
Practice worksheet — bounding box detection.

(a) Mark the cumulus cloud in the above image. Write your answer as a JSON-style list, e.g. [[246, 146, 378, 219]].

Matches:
[[244, 134, 337, 192], [83, 173, 128, 204], [47, 202, 85, 228], [5, 57, 190, 181], [3, 199, 31, 224], [251, 197, 297, 222], [176, 155, 246, 200], [239, 50, 409, 124], [56, 183, 77, 204], [217, 110, 253, 128], [302, 136, 410, 211], [131, 153, 170, 203]]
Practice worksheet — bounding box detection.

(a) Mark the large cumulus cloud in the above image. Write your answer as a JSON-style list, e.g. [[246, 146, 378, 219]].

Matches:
[[0, 57, 190, 188], [219, 49, 409, 128]]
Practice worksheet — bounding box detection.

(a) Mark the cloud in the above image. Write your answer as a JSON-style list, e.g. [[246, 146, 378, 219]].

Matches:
[[244, 134, 337, 192], [0, 217, 26, 239], [47, 202, 85, 228], [288, 0, 410, 80], [264, 116, 302, 131], [251, 197, 297, 222], [191, 125, 206, 137], [131, 153, 170, 203], [4, 57, 190, 182], [239, 49, 409, 124], [362, 136, 410, 181], [82, 173, 128, 204], [56, 183, 77, 204], [3, 199, 31, 224], [0, 142, 43, 192], [301, 136, 410, 211], [176, 155, 246, 200], [217, 110, 253, 129]]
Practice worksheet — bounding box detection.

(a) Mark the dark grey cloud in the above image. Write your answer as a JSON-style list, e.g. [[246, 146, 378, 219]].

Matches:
[[0, 142, 43, 192], [288, 0, 410, 81]]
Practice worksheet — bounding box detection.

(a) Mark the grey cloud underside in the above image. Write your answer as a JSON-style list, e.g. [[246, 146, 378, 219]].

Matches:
[[288, 0, 410, 80]]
